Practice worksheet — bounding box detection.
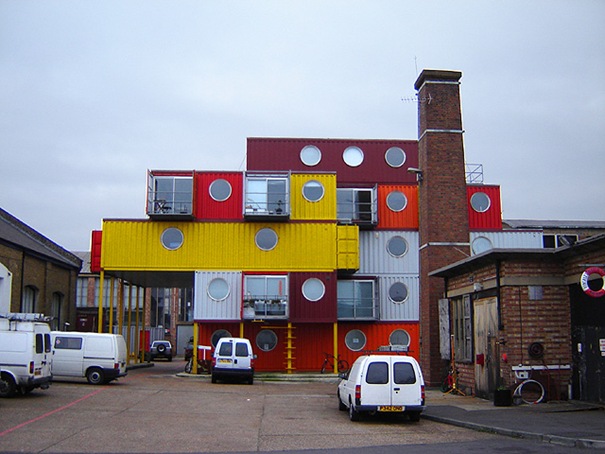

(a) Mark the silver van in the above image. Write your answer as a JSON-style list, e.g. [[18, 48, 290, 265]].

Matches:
[[337, 354, 425, 421], [51, 332, 127, 385], [211, 337, 255, 384]]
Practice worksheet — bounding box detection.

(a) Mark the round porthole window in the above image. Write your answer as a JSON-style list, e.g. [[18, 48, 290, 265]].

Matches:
[[385, 147, 406, 168], [470, 192, 491, 213], [160, 227, 184, 250], [386, 191, 407, 212], [345, 329, 367, 351], [472, 236, 493, 255], [302, 278, 325, 302], [388, 282, 409, 304], [207, 278, 230, 301], [302, 180, 324, 202], [211, 329, 232, 347], [300, 145, 322, 166], [342, 146, 364, 167], [209, 179, 232, 202], [255, 228, 278, 251], [389, 329, 410, 348], [387, 236, 408, 258], [256, 330, 278, 352]]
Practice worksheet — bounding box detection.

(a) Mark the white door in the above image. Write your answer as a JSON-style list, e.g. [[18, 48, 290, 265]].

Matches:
[[474, 298, 498, 398], [52, 335, 84, 377], [391, 359, 422, 407]]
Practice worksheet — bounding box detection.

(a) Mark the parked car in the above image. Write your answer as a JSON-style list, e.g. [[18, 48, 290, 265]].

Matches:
[[145, 340, 172, 361], [337, 354, 425, 422], [51, 331, 127, 385], [211, 337, 255, 384]]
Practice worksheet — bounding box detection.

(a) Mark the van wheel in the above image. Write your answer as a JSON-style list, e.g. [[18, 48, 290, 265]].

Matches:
[[0, 374, 17, 398], [247, 376, 254, 385], [408, 412, 421, 422], [338, 393, 347, 411], [87, 368, 105, 385], [348, 399, 360, 421], [211, 374, 217, 384], [20, 386, 34, 395]]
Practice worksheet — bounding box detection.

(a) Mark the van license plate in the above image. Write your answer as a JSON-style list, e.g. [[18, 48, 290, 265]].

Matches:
[[218, 359, 232, 364], [378, 406, 404, 412]]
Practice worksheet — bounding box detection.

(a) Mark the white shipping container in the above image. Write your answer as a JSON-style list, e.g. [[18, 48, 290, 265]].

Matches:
[[358, 231, 419, 275], [470, 231, 542, 255], [194, 271, 242, 321], [378, 275, 420, 321]]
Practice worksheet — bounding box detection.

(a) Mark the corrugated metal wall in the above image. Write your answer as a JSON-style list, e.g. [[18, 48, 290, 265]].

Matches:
[[378, 275, 420, 321], [358, 230, 419, 274], [377, 185, 419, 229], [289, 272, 337, 323], [467, 185, 503, 230], [101, 221, 341, 272], [194, 271, 242, 321], [197, 321, 420, 371], [470, 230, 543, 255], [195, 172, 243, 220], [290, 173, 337, 220], [246, 138, 419, 185], [337, 225, 360, 271]]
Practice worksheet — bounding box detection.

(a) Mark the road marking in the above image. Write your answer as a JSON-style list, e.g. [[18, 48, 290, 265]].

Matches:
[[0, 388, 105, 437]]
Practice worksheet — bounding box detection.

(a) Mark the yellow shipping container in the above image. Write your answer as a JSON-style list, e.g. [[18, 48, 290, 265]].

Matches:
[[101, 220, 357, 272], [337, 225, 360, 271], [289, 173, 337, 221]]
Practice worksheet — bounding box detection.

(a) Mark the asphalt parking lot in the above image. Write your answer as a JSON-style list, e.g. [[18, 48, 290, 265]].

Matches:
[[0, 360, 499, 453]]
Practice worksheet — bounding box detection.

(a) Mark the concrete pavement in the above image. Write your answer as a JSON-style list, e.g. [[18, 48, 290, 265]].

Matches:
[[180, 370, 605, 450]]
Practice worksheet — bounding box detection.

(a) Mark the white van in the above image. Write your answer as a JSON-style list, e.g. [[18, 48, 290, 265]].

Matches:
[[51, 331, 127, 385], [211, 337, 255, 384], [337, 354, 425, 422], [0, 314, 52, 397]]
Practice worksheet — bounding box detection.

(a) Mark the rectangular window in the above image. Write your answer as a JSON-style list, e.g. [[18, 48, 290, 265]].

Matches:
[[147, 173, 193, 216], [337, 280, 377, 320], [244, 173, 289, 217], [394, 362, 416, 384], [235, 342, 249, 357], [244, 275, 288, 319], [366, 362, 389, 384], [54, 336, 83, 350], [337, 188, 377, 225], [35, 333, 43, 354], [452, 295, 472, 362]]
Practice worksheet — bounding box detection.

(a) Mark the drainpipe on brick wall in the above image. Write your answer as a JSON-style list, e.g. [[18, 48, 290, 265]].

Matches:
[[496, 261, 503, 330]]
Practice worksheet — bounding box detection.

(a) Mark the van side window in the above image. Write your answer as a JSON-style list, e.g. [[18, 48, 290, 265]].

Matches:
[[235, 342, 248, 357], [366, 362, 389, 384], [54, 337, 83, 350], [218, 342, 232, 356], [45, 333, 51, 353], [35, 333, 43, 354], [394, 362, 416, 384]]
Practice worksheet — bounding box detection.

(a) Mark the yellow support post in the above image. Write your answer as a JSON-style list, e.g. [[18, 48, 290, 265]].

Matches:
[[126, 284, 132, 365], [239, 322, 244, 338], [97, 271, 104, 333], [117, 280, 124, 341], [135, 286, 140, 364], [333, 322, 338, 374], [108, 277, 115, 333], [140, 288, 147, 363], [192, 322, 199, 374]]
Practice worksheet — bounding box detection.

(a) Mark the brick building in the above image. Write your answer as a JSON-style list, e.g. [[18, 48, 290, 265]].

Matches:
[[0, 207, 81, 329]]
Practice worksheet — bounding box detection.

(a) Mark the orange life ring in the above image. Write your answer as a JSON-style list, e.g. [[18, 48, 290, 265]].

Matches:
[[580, 267, 605, 298]]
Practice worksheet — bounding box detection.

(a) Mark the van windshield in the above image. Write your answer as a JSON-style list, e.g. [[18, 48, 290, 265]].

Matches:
[[394, 362, 416, 384]]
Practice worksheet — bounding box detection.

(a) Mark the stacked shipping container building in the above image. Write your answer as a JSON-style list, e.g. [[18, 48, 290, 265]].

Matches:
[[92, 134, 524, 372]]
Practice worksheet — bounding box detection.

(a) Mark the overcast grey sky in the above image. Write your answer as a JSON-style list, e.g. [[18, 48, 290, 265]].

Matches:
[[1, 1, 604, 251]]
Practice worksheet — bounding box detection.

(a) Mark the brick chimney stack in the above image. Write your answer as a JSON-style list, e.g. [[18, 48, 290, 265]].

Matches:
[[414, 70, 471, 385]]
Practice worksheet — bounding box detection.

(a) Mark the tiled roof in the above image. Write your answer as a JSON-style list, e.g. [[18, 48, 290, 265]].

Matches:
[[0, 207, 82, 270]]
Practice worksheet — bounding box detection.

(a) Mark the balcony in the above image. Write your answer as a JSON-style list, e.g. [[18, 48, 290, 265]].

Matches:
[[244, 173, 290, 221], [243, 297, 288, 320], [147, 172, 194, 219], [337, 187, 377, 228]]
